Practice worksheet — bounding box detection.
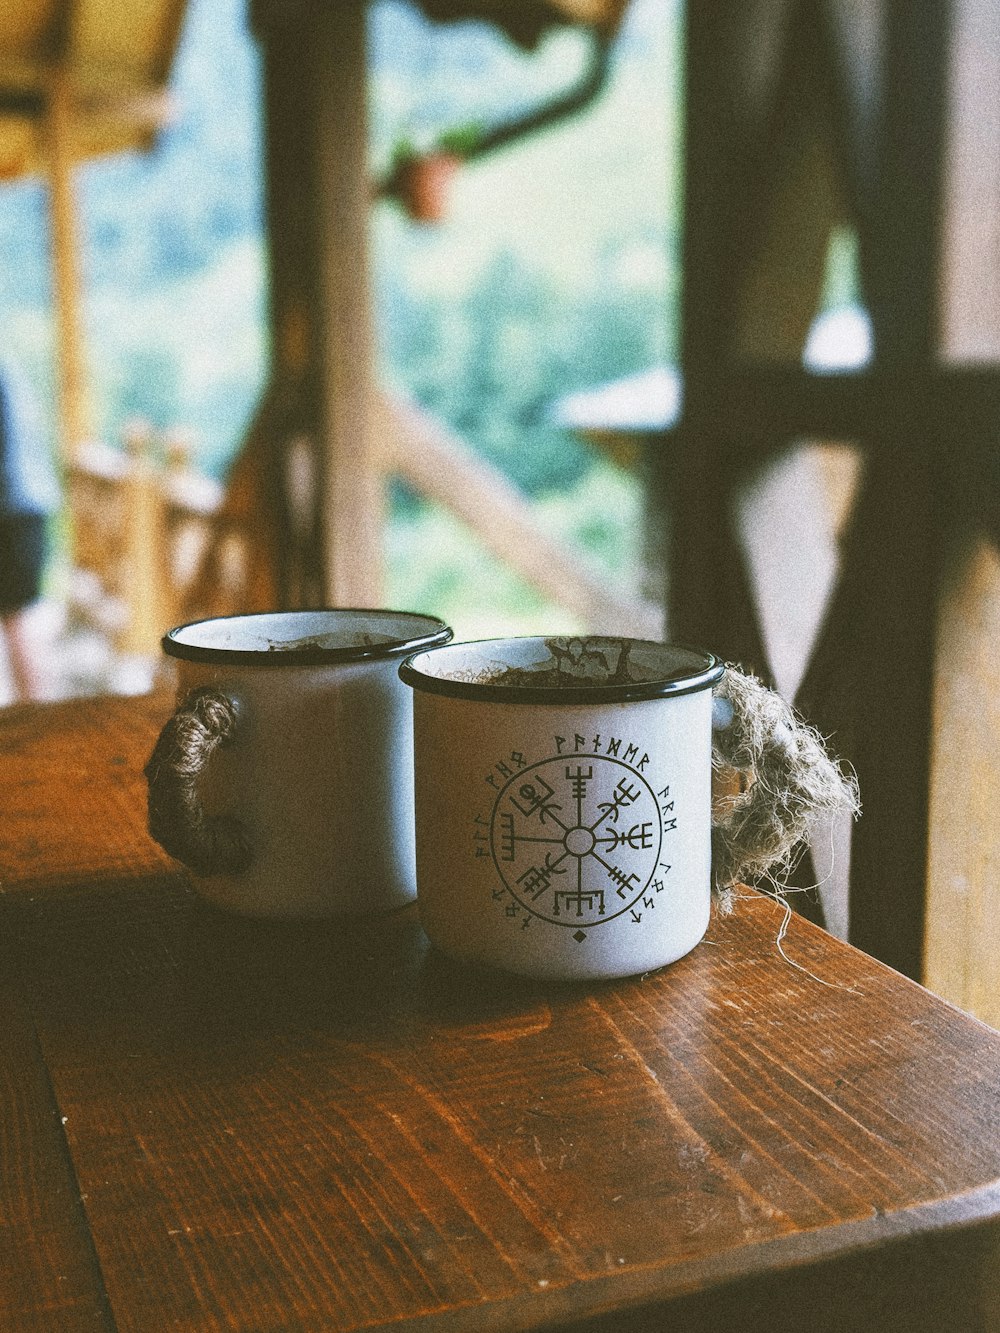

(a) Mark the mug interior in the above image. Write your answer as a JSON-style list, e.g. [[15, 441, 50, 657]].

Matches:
[[164, 609, 452, 665], [400, 635, 724, 703]]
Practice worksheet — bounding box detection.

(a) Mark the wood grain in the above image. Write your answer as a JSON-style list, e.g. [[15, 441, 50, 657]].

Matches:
[[0, 692, 173, 893], [926, 536, 1000, 1028], [0, 933, 111, 1330], [4, 694, 1000, 1330], [923, 0, 1000, 1029], [254, 0, 383, 607], [9, 870, 1000, 1332]]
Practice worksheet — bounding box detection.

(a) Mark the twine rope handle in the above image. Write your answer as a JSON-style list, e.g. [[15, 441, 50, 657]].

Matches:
[[145, 686, 253, 876], [708, 665, 860, 894]]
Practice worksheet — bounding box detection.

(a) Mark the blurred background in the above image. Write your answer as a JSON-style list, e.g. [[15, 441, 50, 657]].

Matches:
[[1, 0, 665, 695], [0, 0, 865, 700]]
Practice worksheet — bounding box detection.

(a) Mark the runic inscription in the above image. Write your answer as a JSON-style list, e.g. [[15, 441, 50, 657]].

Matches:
[[488, 752, 666, 930]]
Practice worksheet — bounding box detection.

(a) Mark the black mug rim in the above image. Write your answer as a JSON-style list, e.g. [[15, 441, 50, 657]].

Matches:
[[399, 635, 725, 704], [163, 608, 453, 666]]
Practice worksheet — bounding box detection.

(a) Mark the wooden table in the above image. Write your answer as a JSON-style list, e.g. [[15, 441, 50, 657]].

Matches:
[[2, 694, 999, 1332]]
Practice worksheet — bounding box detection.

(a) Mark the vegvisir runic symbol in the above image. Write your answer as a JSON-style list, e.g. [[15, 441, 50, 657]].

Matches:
[[489, 753, 665, 931]]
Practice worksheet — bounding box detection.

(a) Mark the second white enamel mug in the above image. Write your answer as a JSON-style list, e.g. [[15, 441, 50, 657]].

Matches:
[[400, 636, 725, 980]]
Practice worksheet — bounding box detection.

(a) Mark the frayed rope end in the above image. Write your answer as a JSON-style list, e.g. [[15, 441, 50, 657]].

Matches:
[[710, 666, 860, 896]]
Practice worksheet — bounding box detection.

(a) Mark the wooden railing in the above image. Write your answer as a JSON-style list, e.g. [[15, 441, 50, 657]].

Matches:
[[379, 395, 660, 637], [66, 397, 660, 661], [67, 422, 223, 658]]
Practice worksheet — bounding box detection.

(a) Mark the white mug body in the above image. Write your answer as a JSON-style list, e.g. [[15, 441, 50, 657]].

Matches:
[[153, 609, 451, 919], [401, 637, 723, 980]]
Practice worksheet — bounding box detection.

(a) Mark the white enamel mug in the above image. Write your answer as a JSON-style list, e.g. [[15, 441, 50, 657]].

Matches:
[[146, 609, 451, 919], [400, 636, 725, 980]]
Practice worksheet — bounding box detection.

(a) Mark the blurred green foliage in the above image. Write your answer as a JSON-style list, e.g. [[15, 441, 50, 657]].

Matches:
[[0, 0, 680, 629], [386, 460, 650, 639]]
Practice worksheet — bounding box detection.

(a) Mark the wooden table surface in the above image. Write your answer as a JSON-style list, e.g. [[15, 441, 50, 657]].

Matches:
[[2, 693, 999, 1332]]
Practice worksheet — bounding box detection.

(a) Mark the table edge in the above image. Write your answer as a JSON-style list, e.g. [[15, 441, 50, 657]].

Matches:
[[384, 1179, 1000, 1332]]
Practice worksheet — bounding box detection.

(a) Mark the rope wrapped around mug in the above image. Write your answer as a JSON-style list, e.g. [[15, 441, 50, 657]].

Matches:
[[144, 687, 252, 876], [710, 666, 860, 901]]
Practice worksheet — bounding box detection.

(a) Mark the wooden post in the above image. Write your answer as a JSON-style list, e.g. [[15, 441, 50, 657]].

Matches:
[[252, 0, 383, 608], [828, 0, 948, 981], [669, 2, 855, 930], [120, 421, 168, 657], [923, 0, 1000, 1026], [669, 0, 1000, 1007], [46, 64, 89, 464]]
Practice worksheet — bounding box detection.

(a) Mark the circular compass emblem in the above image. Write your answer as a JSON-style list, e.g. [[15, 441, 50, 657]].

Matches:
[[489, 754, 663, 928]]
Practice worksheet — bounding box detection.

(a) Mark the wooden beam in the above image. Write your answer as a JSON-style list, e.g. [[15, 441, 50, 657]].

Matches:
[[668, 0, 1000, 977], [312, 0, 383, 606], [674, 365, 999, 449], [45, 62, 89, 463], [925, 536, 1000, 1026], [383, 394, 661, 637], [119, 421, 168, 657], [254, 0, 383, 609], [923, 0, 1000, 1025], [666, 3, 791, 674], [834, 0, 948, 978]]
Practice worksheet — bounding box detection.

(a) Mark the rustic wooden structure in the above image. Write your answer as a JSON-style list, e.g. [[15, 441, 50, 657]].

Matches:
[[142, 387, 659, 641], [245, 0, 631, 611], [666, 0, 1000, 1017], [2, 0, 650, 659], [0, 0, 184, 460], [65, 395, 659, 662], [2, 690, 999, 1331], [68, 425, 224, 656]]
